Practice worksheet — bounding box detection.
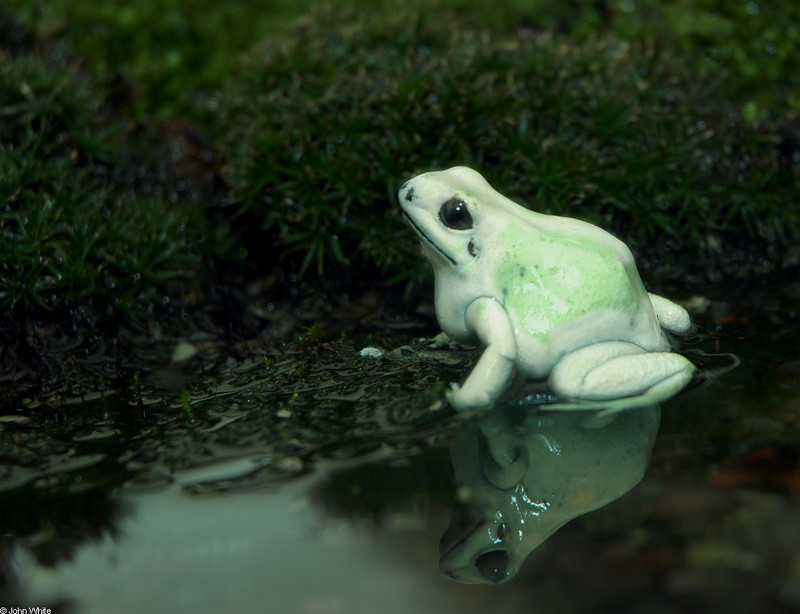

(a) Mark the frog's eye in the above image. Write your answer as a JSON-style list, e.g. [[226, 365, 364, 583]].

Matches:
[[439, 198, 473, 230]]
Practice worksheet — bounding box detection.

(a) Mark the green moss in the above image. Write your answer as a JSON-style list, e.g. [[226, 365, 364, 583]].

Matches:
[[633, 0, 800, 120], [3, 2, 798, 304], [446, 0, 800, 120], [7, 0, 799, 122], [0, 53, 218, 321], [3, 0, 336, 118], [215, 9, 798, 290]]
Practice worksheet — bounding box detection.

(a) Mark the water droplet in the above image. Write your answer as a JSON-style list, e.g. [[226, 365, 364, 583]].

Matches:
[[745, 1, 760, 16], [765, 41, 777, 56]]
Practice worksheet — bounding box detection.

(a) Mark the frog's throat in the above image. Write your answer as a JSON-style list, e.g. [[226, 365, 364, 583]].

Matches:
[[403, 211, 457, 266]]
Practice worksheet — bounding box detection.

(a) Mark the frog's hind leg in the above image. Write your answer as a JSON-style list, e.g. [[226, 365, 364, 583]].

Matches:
[[549, 341, 695, 404]]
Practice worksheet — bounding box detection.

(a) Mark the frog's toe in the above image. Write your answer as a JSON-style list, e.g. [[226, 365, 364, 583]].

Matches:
[[446, 383, 494, 411], [550, 343, 695, 404], [429, 332, 456, 349], [648, 293, 692, 335]]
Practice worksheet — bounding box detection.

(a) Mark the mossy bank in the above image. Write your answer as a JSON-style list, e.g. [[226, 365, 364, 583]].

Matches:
[[214, 7, 798, 291], [1, 4, 798, 406]]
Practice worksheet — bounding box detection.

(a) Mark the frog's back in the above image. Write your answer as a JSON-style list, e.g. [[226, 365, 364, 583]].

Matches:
[[492, 216, 668, 377]]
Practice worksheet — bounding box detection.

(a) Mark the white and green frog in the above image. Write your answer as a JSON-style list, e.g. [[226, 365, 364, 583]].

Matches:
[[399, 166, 695, 410]]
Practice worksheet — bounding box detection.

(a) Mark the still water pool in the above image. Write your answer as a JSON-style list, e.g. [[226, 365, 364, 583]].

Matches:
[[1, 313, 799, 614]]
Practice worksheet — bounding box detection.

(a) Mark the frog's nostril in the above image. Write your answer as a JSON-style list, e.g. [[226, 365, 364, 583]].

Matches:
[[475, 550, 508, 583]]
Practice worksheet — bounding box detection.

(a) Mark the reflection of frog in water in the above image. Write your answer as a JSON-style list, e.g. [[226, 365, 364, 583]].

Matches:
[[399, 166, 695, 410], [440, 405, 660, 584]]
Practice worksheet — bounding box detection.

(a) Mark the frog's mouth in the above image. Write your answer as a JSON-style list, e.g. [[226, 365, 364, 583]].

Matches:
[[402, 211, 457, 266]]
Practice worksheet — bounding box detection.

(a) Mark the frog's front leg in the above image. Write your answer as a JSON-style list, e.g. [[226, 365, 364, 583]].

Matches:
[[549, 341, 695, 405], [446, 297, 516, 411]]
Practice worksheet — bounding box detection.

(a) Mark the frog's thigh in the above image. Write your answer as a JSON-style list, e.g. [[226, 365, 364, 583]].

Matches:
[[447, 297, 516, 410], [648, 293, 691, 334], [549, 341, 695, 402]]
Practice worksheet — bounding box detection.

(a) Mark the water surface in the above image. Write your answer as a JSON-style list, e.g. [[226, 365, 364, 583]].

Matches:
[[2, 317, 799, 613]]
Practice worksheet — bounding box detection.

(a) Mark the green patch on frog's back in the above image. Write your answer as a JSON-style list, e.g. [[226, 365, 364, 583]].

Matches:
[[494, 227, 642, 339]]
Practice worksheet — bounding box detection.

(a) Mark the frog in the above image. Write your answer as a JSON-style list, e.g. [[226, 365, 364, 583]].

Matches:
[[398, 166, 695, 410], [440, 404, 660, 583]]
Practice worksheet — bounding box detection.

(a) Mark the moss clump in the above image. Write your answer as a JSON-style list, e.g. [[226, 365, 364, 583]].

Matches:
[[8, 1, 800, 124], [0, 48, 216, 323], [603, 0, 800, 121], [444, 0, 800, 121], [215, 9, 798, 290], [2, 0, 317, 119]]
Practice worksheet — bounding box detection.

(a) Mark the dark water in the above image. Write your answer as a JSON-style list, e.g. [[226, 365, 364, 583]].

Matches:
[[1, 317, 799, 614]]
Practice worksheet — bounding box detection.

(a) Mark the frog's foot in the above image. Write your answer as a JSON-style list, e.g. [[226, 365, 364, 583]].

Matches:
[[549, 341, 695, 404], [446, 383, 495, 411], [429, 331, 456, 349], [648, 293, 692, 335]]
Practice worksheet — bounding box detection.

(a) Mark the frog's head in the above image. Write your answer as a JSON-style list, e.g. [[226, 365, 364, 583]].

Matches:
[[438, 424, 556, 585], [398, 166, 497, 274]]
